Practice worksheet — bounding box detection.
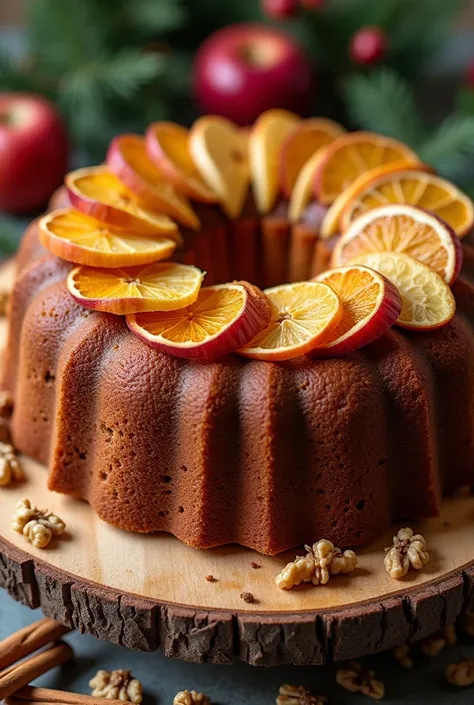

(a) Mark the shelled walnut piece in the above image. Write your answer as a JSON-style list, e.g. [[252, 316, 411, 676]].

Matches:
[[336, 661, 384, 701], [275, 539, 358, 589], [420, 625, 457, 657], [11, 498, 66, 548], [393, 644, 414, 669], [173, 691, 211, 705], [446, 659, 474, 687], [276, 684, 326, 705], [0, 443, 24, 486], [384, 527, 429, 580], [89, 670, 142, 704]]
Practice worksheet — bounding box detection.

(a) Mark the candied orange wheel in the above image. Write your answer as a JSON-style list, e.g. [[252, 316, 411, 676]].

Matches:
[[127, 281, 271, 360], [350, 252, 456, 330], [332, 204, 463, 284], [311, 265, 401, 356], [40, 209, 177, 268], [189, 116, 250, 219], [238, 281, 343, 361], [66, 166, 179, 238], [314, 132, 419, 205], [319, 160, 430, 239], [68, 262, 204, 315], [288, 147, 330, 223], [279, 118, 345, 198], [106, 134, 199, 229], [340, 169, 474, 238], [145, 121, 217, 203]]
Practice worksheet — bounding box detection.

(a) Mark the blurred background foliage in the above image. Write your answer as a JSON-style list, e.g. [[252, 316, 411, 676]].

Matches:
[[1, 0, 474, 252], [1, 0, 473, 163]]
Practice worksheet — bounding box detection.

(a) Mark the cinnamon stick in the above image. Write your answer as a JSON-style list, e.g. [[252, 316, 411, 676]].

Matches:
[[9, 686, 126, 705], [0, 619, 71, 671], [0, 642, 73, 701]]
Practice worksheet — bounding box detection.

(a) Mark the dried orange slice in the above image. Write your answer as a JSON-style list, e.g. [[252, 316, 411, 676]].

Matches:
[[68, 262, 204, 315], [189, 116, 250, 219], [66, 166, 180, 239], [145, 121, 217, 203], [340, 169, 474, 239], [288, 147, 329, 223], [249, 109, 299, 214], [238, 281, 342, 361], [106, 134, 199, 229], [310, 265, 401, 356], [127, 281, 271, 360], [40, 208, 177, 268], [332, 204, 462, 284], [349, 252, 455, 330], [319, 161, 430, 238], [314, 132, 419, 205], [279, 118, 346, 198]]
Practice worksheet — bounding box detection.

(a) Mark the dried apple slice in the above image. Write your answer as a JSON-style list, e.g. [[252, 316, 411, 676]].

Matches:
[[189, 116, 250, 219], [66, 166, 180, 240], [280, 117, 345, 198], [68, 261, 204, 315], [332, 204, 462, 284], [106, 134, 199, 229], [249, 109, 299, 214], [310, 265, 401, 356], [238, 281, 342, 361], [145, 121, 217, 203], [127, 281, 271, 360], [288, 147, 328, 223], [349, 251, 456, 330], [40, 208, 177, 268]]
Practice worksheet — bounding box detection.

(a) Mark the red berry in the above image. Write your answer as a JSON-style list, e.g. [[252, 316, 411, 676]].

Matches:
[[350, 26, 387, 66], [467, 60, 474, 89], [299, 0, 325, 8], [262, 0, 299, 20]]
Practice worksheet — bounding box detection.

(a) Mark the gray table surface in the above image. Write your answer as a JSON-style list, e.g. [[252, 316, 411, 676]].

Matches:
[[0, 590, 473, 704]]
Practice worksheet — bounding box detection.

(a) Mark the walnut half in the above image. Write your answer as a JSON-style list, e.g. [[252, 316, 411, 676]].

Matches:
[[384, 527, 429, 580]]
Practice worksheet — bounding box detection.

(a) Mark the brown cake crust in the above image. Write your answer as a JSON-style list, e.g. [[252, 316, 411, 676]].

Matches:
[[4, 219, 474, 555]]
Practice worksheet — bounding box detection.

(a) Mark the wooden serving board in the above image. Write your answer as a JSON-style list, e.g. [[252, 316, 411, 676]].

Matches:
[[0, 260, 473, 666]]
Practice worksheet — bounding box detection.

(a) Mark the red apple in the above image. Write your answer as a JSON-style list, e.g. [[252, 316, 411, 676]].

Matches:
[[192, 23, 314, 126], [0, 93, 69, 213]]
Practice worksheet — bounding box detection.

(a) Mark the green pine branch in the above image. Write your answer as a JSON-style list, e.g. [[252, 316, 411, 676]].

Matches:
[[343, 69, 424, 147], [419, 115, 474, 177], [343, 68, 474, 181]]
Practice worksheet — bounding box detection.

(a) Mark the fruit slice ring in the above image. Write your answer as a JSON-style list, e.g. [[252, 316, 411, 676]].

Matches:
[[310, 265, 401, 356], [332, 204, 463, 284], [279, 118, 346, 198], [249, 109, 299, 214], [68, 262, 204, 315], [238, 281, 343, 361], [189, 116, 250, 219], [349, 252, 456, 330], [340, 169, 474, 238], [106, 134, 199, 229], [127, 281, 271, 360], [66, 166, 180, 239], [145, 121, 217, 203], [40, 209, 177, 268], [319, 161, 430, 239], [314, 132, 419, 205]]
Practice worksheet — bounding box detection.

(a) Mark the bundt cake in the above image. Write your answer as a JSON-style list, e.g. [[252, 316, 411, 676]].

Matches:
[[3, 113, 474, 556]]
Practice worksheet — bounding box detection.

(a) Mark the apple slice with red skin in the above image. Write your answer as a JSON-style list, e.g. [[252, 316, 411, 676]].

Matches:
[[309, 264, 402, 357], [127, 281, 271, 360], [145, 121, 218, 203], [106, 134, 199, 230]]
